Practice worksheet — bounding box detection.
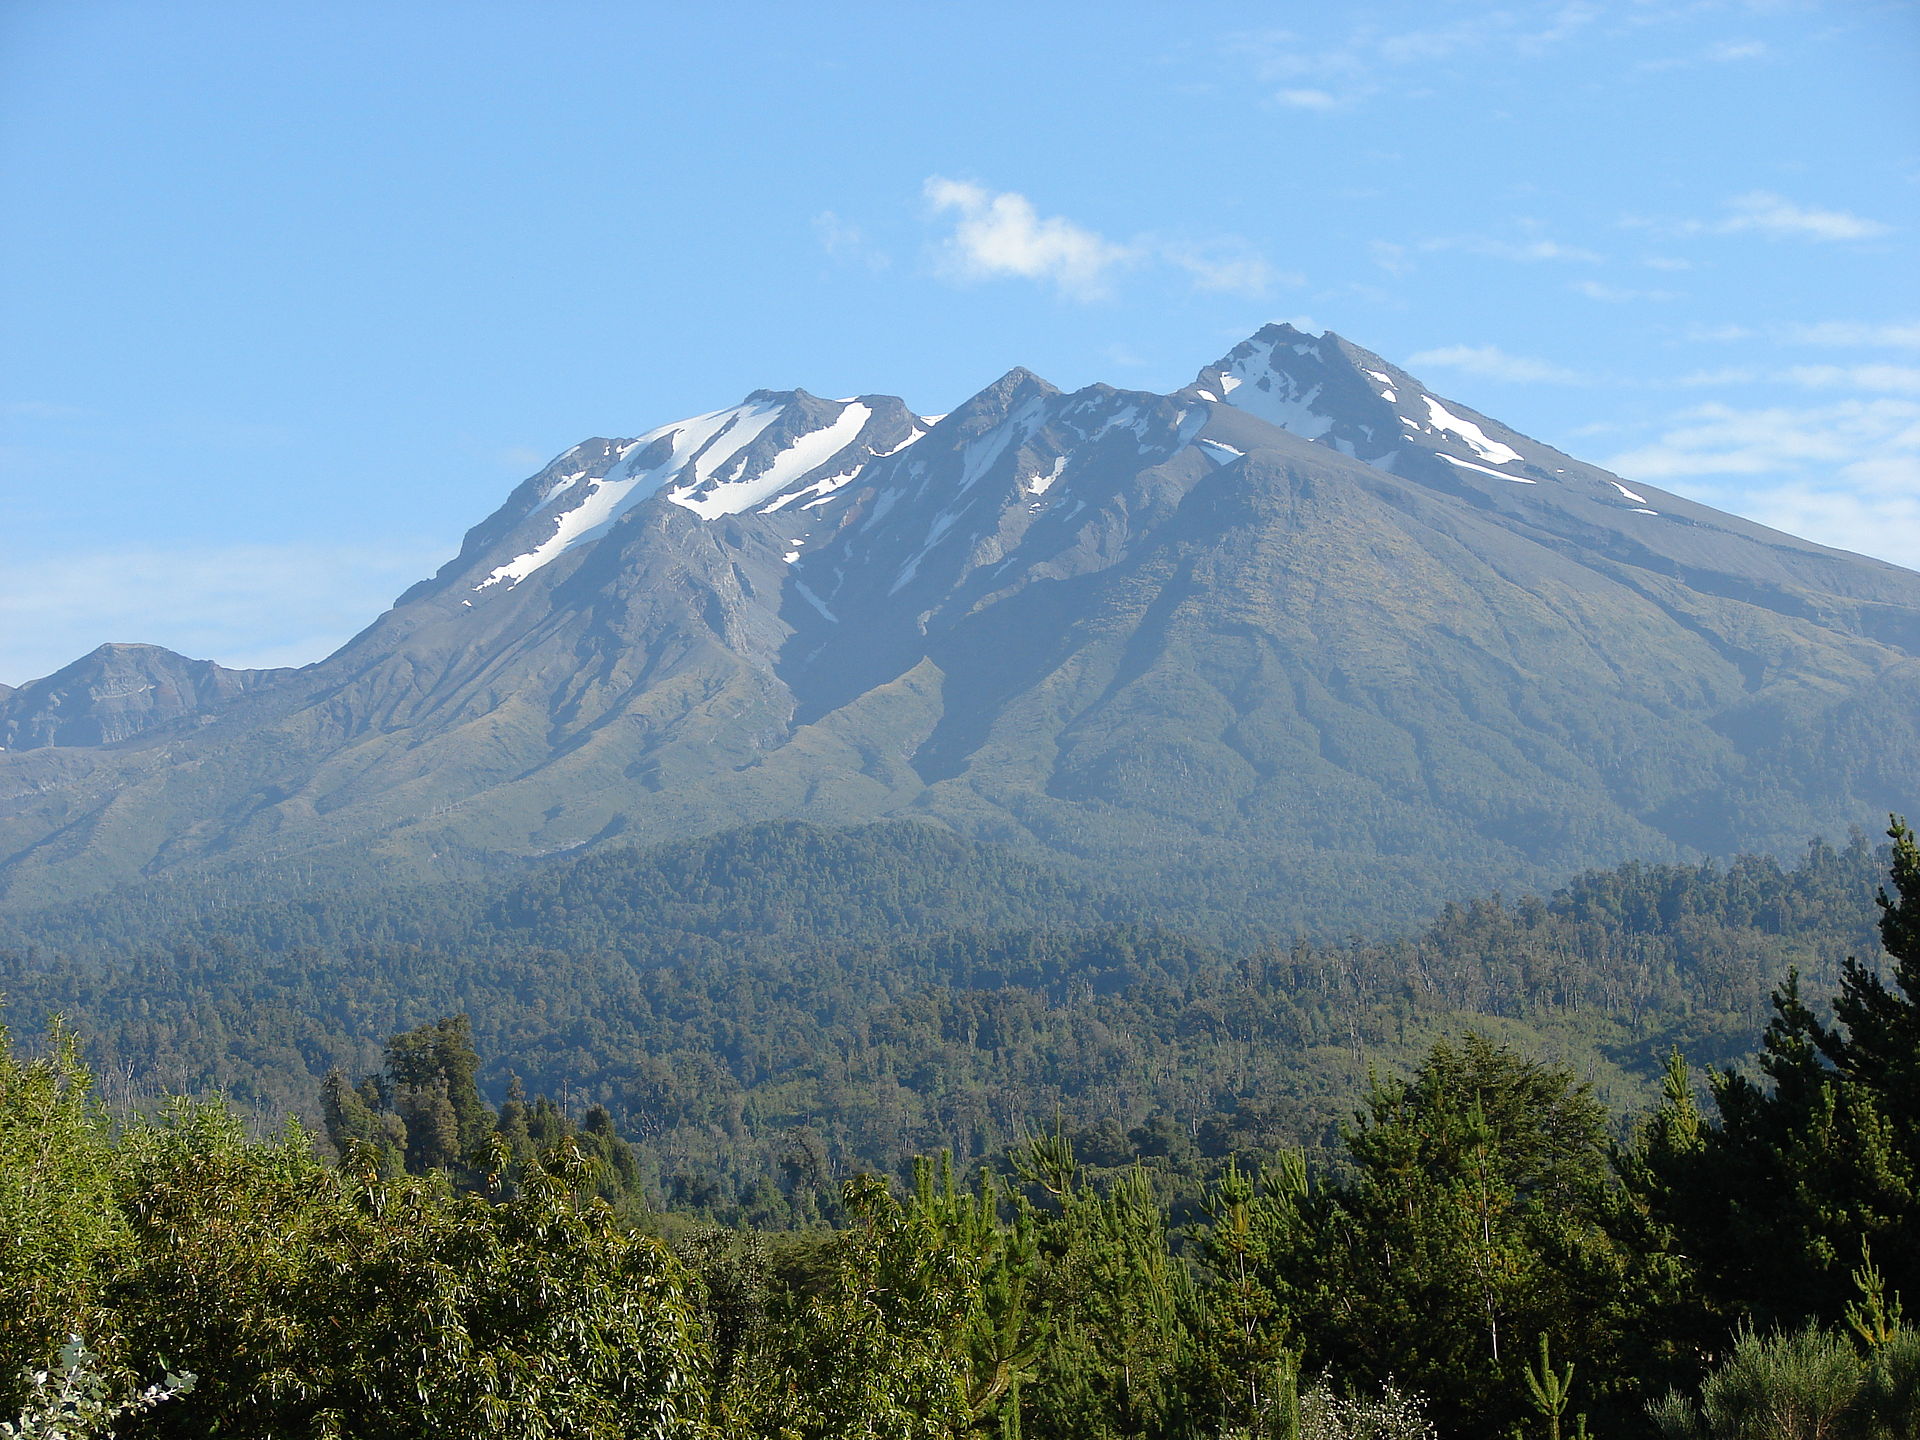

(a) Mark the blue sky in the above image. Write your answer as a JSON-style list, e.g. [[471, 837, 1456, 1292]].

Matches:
[[2, 0, 1916, 684]]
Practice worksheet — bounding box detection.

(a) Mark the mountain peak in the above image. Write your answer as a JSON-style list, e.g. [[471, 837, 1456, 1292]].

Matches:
[[0, 644, 294, 751], [968, 366, 1060, 407], [5, 325, 1920, 918], [466, 390, 927, 590]]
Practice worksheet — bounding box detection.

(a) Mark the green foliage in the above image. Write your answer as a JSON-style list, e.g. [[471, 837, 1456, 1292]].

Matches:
[[319, 1015, 647, 1216], [0, 826, 1891, 1218], [1517, 1334, 1588, 1440], [0, 824, 1915, 1435], [0, 1020, 125, 1413], [0, 1023, 713, 1439], [1241, 1035, 1662, 1433], [1648, 1321, 1920, 1440], [726, 1159, 1045, 1438], [1014, 1135, 1193, 1440], [1631, 820, 1920, 1333], [1, 1335, 192, 1440]]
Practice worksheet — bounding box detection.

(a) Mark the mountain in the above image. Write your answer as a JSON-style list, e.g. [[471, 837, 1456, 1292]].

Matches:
[[0, 644, 294, 751], [2, 324, 1917, 923]]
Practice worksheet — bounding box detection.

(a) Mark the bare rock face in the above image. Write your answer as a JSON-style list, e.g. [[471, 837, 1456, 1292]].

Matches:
[[2, 328, 1918, 923], [0, 644, 296, 750]]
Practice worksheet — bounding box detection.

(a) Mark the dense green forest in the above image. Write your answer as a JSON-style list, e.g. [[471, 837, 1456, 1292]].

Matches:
[[4, 822, 1918, 1436], [0, 821, 1892, 1219]]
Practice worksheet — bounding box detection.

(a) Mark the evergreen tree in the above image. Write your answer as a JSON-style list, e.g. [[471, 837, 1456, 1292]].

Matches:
[[1634, 820, 1920, 1330], [1268, 1035, 1654, 1433]]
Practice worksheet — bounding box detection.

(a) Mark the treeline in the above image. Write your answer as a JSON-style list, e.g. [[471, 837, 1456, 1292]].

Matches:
[[5, 824, 1919, 1435], [0, 823, 1892, 1218]]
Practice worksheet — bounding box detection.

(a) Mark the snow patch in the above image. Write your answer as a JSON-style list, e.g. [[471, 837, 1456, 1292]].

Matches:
[[1439, 453, 1537, 483], [792, 579, 837, 620], [1609, 480, 1649, 504], [476, 401, 782, 589], [1210, 337, 1334, 438], [1420, 396, 1525, 466], [1026, 456, 1068, 495], [1195, 438, 1244, 465], [761, 466, 862, 513], [671, 403, 872, 519]]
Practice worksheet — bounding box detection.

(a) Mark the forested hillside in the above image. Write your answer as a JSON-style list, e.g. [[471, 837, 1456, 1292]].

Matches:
[[0, 819, 1891, 1219], [5, 823, 1918, 1437]]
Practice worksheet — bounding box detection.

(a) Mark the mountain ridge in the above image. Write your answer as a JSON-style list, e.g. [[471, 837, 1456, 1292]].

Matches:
[[3, 325, 1917, 922]]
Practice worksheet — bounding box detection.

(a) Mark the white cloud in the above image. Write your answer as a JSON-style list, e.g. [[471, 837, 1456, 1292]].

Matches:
[[0, 542, 444, 686], [920, 178, 1287, 302], [1714, 192, 1891, 242], [1708, 40, 1767, 62], [1604, 399, 1920, 569], [1409, 344, 1584, 384], [923, 178, 1136, 301], [1275, 88, 1340, 110]]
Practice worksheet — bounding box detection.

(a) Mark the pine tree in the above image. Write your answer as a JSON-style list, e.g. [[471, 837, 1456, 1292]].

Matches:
[[1635, 820, 1920, 1329]]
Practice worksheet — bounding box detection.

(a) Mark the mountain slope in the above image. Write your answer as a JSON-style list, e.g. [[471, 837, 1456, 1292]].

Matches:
[[2, 326, 1916, 924], [0, 645, 295, 750]]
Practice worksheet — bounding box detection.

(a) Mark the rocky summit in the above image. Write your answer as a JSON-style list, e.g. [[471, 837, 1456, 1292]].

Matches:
[[4, 324, 1918, 924]]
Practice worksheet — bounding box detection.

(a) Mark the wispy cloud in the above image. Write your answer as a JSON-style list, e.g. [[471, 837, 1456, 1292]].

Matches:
[[1231, 9, 1601, 108], [1783, 321, 1920, 349], [1409, 344, 1584, 384], [1, 400, 89, 422], [1637, 37, 1770, 72], [1374, 229, 1605, 276], [1604, 399, 1920, 569], [1574, 284, 1681, 305], [1715, 191, 1891, 242], [1673, 366, 1920, 395], [1637, 193, 1894, 244], [0, 542, 445, 687], [1785, 365, 1920, 395], [920, 178, 1286, 301], [1572, 280, 1679, 303], [813, 210, 891, 271], [1682, 324, 1758, 343], [1162, 241, 1295, 297], [1431, 234, 1604, 264]]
